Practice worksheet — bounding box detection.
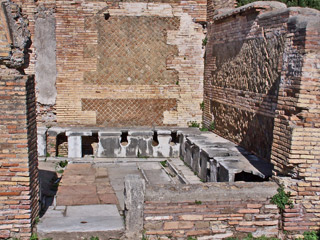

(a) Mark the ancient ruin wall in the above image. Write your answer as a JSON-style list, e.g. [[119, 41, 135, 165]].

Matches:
[[0, 75, 38, 240], [56, 0, 206, 127], [14, 0, 208, 127], [270, 9, 320, 234], [0, 2, 39, 239], [143, 183, 279, 239], [204, 3, 320, 235], [204, 2, 288, 161]]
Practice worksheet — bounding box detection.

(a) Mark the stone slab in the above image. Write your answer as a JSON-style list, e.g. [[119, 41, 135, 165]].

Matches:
[[37, 204, 124, 233]]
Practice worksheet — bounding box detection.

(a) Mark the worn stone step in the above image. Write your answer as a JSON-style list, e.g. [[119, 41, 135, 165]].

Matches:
[[37, 204, 124, 240]]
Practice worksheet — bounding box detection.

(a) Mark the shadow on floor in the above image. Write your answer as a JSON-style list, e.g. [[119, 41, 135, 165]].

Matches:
[[39, 169, 59, 217]]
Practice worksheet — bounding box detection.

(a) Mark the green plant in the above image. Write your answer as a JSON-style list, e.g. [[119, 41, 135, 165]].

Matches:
[[238, 233, 281, 240], [200, 101, 204, 111], [160, 160, 168, 167], [176, 80, 179, 85], [46, 152, 50, 157], [199, 124, 208, 132], [56, 169, 64, 174], [295, 231, 320, 240], [271, 185, 293, 210], [90, 237, 99, 240], [187, 121, 200, 128], [34, 216, 40, 224], [209, 121, 215, 131], [202, 37, 207, 46], [195, 200, 202, 205], [137, 150, 149, 159], [141, 234, 148, 240], [58, 160, 68, 168], [187, 237, 197, 240], [30, 233, 38, 240]]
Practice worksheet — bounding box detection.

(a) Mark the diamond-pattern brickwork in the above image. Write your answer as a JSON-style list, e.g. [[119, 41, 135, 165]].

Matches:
[[82, 98, 177, 126], [84, 16, 180, 85]]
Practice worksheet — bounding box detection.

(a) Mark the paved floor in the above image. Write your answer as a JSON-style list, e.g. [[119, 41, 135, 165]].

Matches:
[[56, 163, 118, 207], [37, 205, 124, 240], [37, 158, 200, 239]]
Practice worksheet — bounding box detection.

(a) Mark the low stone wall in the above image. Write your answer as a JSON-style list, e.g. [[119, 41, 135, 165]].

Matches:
[[143, 182, 279, 239]]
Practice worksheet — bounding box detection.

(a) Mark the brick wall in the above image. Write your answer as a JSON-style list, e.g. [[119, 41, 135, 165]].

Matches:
[[0, 1, 39, 238], [144, 182, 279, 239], [55, 0, 205, 127], [0, 75, 39, 240], [14, 0, 208, 127], [271, 9, 320, 236], [207, 0, 235, 21], [204, 3, 320, 236], [204, 2, 288, 160]]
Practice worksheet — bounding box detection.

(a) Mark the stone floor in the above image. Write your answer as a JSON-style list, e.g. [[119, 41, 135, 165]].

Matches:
[[56, 163, 119, 207], [37, 158, 197, 239], [37, 205, 124, 240]]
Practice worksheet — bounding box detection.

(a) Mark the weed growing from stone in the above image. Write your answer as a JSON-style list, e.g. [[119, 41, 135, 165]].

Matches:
[[200, 101, 204, 111], [90, 237, 99, 240], [187, 236, 197, 240], [194, 200, 202, 205], [209, 121, 215, 131], [271, 185, 293, 210], [187, 121, 200, 128], [226, 233, 281, 240], [141, 234, 149, 240], [30, 233, 38, 240], [296, 231, 320, 240], [202, 37, 207, 46], [160, 160, 168, 167], [199, 125, 208, 131], [58, 160, 68, 168]]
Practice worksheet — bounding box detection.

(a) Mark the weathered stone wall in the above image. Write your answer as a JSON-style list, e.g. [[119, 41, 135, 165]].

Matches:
[[0, 2, 39, 239], [0, 0, 30, 71], [204, 2, 320, 236], [270, 8, 320, 235], [143, 182, 279, 239], [204, 2, 288, 160], [15, 0, 208, 127]]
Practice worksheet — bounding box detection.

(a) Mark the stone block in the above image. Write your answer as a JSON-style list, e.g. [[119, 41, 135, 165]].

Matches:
[[37, 127, 47, 157], [124, 175, 145, 239]]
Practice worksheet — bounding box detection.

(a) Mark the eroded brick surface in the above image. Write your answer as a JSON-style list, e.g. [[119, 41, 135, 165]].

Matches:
[[82, 98, 177, 126], [84, 16, 180, 86]]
